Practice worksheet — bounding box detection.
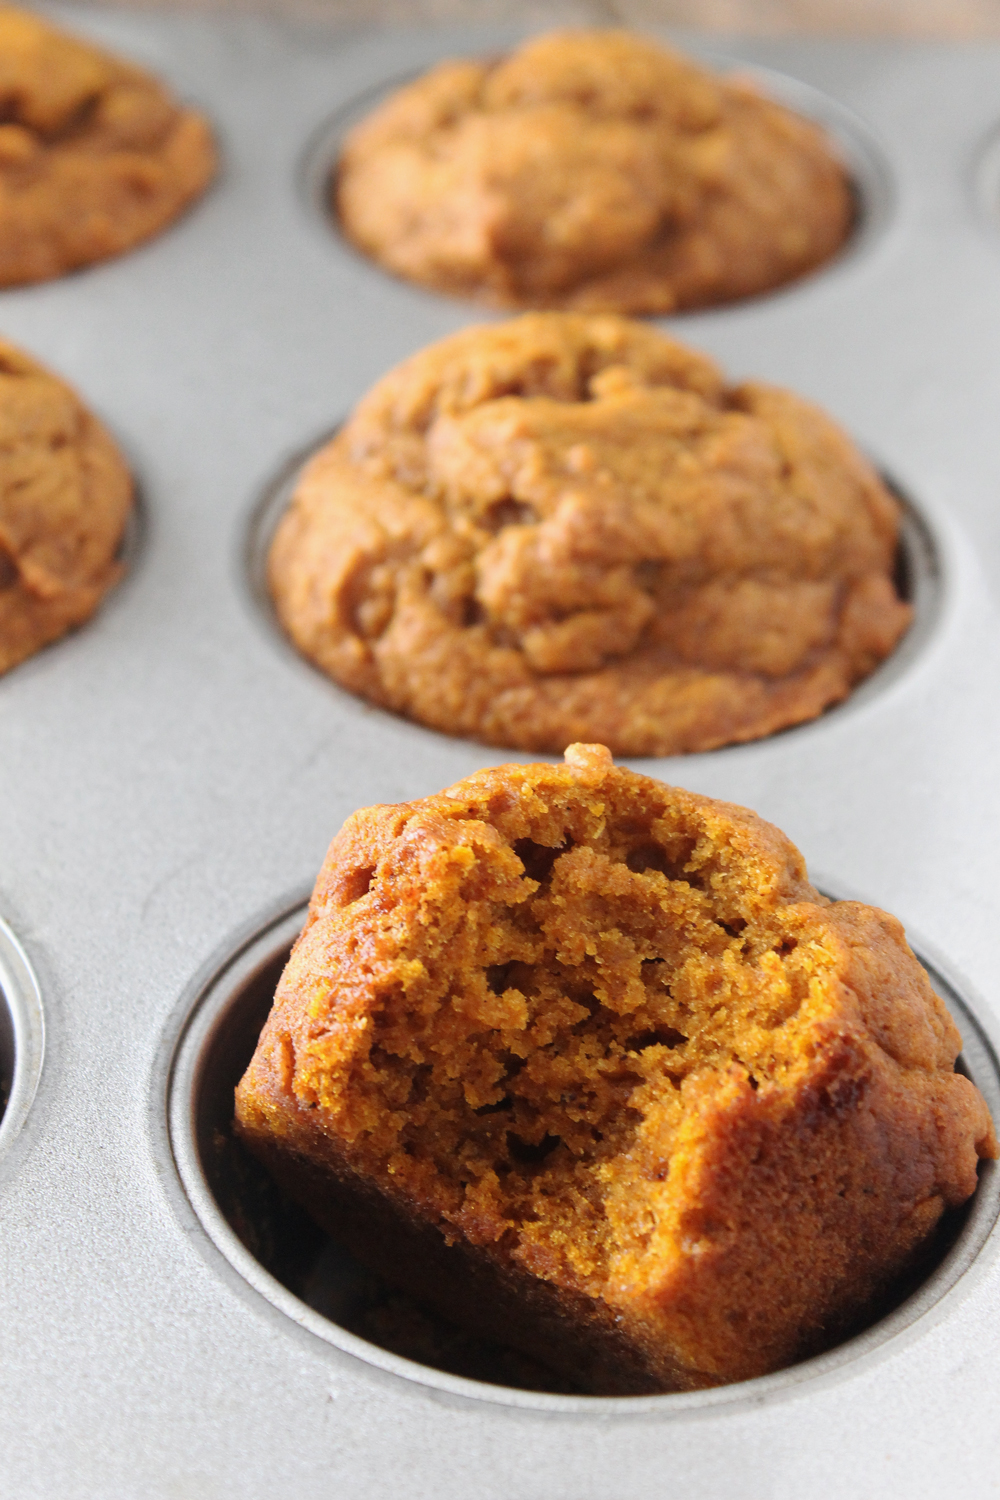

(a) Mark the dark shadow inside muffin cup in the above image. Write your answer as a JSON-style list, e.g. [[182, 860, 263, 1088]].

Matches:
[[0, 979, 13, 1129], [298, 55, 895, 310], [190, 921, 581, 1393], [0, 917, 44, 1162], [115, 479, 146, 576], [973, 120, 1000, 240], [172, 896, 1000, 1401], [243, 437, 942, 753]]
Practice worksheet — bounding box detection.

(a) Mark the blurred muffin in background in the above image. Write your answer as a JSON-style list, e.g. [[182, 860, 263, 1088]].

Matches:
[[336, 29, 853, 314], [0, 5, 215, 286], [0, 339, 132, 674]]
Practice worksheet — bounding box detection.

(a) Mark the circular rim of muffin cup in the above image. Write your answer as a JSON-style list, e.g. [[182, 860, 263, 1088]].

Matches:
[[298, 53, 896, 312], [163, 888, 1000, 1411], [242, 431, 942, 757], [972, 118, 1000, 239], [101, 466, 149, 626], [0, 915, 45, 1166]]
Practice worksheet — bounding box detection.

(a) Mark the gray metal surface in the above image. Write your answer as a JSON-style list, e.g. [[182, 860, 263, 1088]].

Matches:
[[1, 8, 1000, 1496]]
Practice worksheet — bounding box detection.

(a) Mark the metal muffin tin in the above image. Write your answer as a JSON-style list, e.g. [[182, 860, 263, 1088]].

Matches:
[[3, 6, 1000, 1493]]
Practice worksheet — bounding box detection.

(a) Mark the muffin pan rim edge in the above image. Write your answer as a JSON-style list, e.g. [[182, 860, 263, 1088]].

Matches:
[[297, 45, 898, 319], [0, 915, 45, 1167], [161, 884, 1000, 1417]]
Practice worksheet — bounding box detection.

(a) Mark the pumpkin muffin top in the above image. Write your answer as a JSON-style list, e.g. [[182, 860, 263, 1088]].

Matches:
[[0, 5, 215, 286], [0, 338, 132, 674], [269, 313, 911, 756], [336, 29, 853, 313]]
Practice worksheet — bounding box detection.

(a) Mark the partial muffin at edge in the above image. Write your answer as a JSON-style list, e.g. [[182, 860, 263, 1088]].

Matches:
[[336, 28, 854, 314], [0, 338, 133, 673], [235, 744, 998, 1394], [268, 312, 912, 757], [0, 5, 216, 286]]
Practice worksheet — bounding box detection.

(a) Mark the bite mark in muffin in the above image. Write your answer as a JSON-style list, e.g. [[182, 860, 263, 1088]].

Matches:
[[235, 745, 997, 1393]]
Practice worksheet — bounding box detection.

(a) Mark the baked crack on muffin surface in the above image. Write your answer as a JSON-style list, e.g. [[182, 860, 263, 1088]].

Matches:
[[335, 29, 853, 314], [0, 6, 215, 286], [270, 313, 912, 757], [235, 746, 997, 1394], [0, 339, 133, 673]]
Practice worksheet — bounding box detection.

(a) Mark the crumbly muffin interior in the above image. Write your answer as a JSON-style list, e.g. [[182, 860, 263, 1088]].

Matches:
[[286, 748, 846, 1302], [238, 747, 998, 1388]]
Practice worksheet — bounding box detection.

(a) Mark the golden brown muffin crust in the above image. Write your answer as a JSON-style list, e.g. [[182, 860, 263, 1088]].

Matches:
[[0, 338, 133, 673], [236, 747, 997, 1393], [0, 6, 215, 286], [269, 313, 912, 756], [336, 29, 853, 314]]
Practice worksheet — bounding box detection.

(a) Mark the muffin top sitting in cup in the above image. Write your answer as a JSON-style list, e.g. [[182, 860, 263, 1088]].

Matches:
[[0, 338, 133, 675], [336, 29, 853, 314], [268, 312, 911, 757], [0, 4, 215, 287]]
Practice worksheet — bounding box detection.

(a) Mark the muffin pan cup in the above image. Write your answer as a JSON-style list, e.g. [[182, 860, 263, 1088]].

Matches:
[[165, 889, 1000, 1410], [3, 7, 1000, 1496], [0, 916, 44, 1165]]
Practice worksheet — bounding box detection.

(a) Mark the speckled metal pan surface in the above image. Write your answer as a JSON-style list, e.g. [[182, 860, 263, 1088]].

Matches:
[[2, 8, 1000, 1496]]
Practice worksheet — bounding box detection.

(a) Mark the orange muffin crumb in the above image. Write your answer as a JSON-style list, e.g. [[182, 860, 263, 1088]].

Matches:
[[270, 313, 912, 757], [0, 6, 215, 286], [336, 29, 853, 314], [236, 747, 996, 1393], [0, 339, 133, 674]]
